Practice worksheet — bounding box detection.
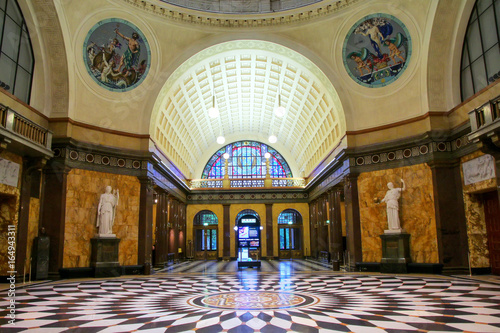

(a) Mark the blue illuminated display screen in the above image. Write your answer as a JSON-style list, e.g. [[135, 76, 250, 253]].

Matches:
[[238, 226, 260, 248]]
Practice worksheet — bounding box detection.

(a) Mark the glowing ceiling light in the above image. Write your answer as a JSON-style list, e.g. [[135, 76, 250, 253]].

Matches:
[[268, 135, 277, 143], [217, 136, 225, 144], [223, 152, 230, 159], [274, 106, 286, 117], [208, 106, 219, 118], [264, 152, 271, 159]]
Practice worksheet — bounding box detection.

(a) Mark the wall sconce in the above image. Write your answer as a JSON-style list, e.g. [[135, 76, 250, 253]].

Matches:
[[259, 226, 264, 230], [233, 226, 238, 231]]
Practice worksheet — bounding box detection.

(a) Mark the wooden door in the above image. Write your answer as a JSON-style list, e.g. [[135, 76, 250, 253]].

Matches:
[[484, 191, 500, 275]]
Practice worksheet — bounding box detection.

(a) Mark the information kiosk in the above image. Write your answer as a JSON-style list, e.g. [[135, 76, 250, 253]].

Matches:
[[237, 214, 262, 268]]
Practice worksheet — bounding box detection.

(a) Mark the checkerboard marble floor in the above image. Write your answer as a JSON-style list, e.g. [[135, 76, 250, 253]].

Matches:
[[2, 269, 500, 332]]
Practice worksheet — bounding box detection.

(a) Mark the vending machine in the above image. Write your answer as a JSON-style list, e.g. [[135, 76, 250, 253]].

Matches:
[[237, 216, 261, 268]]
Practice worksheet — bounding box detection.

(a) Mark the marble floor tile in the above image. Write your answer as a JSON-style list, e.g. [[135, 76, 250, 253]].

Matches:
[[1, 260, 500, 332]]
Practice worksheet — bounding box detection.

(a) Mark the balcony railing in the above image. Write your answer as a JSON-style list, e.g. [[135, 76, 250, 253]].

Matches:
[[189, 177, 306, 189], [469, 96, 500, 133], [0, 104, 52, 149]]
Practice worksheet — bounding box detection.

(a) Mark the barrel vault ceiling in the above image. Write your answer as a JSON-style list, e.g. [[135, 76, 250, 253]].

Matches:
[[151, 41, 345, 179]]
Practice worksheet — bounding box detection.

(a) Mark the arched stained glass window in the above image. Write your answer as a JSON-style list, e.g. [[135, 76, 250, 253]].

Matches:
[[236, 209, 260, 222], [193, 210, 218, 226], [202, 141, 292, 179], [278, 209, 302, 225], [0, 0, 34, 103]]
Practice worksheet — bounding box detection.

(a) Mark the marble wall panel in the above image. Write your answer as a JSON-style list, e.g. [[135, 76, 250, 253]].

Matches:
[[0, 196, 18, 273], [25, 198, 40, 273], [63, 169, 140, 268], [358, 164, 439, 263], [0, 151, 21, 274], [460, 151, 494, 268]]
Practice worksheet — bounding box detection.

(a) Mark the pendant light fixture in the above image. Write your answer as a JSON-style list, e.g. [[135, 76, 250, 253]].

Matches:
[[208, 87, 219, 119], [274, 86, 286, 118]]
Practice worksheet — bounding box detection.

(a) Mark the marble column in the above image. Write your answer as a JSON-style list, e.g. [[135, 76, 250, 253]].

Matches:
[[266, 203, 273, 259], [430, 162, 469, 271], [344, 174, 362, 271], [40, 163, 71, 276], [309, 200, 317, 258], [223, 204, 230, 259], [138, 177, 154, 275], [329, 188, 343, 262], [172, 199, 180, 261], [15, 158, 44, 277], [155, 191, 168, 266]]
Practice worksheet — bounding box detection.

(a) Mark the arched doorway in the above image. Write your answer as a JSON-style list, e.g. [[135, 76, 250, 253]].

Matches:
[[278, 209, 303, 259], [193, 210, 218, 260], [235, 209, 261, 265]]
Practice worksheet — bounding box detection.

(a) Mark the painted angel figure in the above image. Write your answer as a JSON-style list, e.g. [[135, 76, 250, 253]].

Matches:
[[97, 186, 119, 235]]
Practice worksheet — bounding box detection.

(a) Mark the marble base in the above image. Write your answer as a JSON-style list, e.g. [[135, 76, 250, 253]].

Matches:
[[90, 237, 121, 278], [384, 229, 406, 234], [380, 233, 411, 273], [95, 234, 117, 238]]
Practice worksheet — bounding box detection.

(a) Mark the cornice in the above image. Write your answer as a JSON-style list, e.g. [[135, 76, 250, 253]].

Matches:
[[119, 0, 361, 29], [307, 129, 479, 200]]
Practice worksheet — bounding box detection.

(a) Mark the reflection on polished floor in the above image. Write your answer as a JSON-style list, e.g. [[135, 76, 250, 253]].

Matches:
[[157, 259, 332, 274], [1, 260, 500, 332]]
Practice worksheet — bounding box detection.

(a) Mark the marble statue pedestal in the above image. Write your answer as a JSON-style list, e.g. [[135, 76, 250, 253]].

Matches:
[[90, 237, 121, 278], [380, 233, 411, 273]]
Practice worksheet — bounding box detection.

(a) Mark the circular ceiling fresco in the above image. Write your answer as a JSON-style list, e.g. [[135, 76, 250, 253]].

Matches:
[[342, 14, 411, 88], [83, 18, 151, 92]]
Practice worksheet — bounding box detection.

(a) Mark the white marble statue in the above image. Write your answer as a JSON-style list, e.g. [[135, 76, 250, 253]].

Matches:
[[380, 179, 405, 233], [96, 186, 119, 236]]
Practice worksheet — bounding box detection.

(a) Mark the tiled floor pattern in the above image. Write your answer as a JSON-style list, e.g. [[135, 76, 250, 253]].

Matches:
[[2, 272, 500, 332], [157, 259, 332, 274]]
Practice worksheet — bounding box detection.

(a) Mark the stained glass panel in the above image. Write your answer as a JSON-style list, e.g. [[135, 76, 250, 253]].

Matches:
[[194, 210, 218, 225], [278, 209, 303, 225], [202, 141, 292, 179]]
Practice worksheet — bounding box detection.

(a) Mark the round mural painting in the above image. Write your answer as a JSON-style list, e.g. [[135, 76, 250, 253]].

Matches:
[[342, 14, 411, 87], [83, 18, 151, 92]]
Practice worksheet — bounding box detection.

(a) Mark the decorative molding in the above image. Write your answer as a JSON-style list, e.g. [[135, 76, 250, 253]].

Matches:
[[121, 0, 361, 29], [352, 134, 472, 167], [53, 147, 147, 171], [308, 132, 476, 200], [49, 117, 150, 139], [50, 141, 188, 201], [187, 191, 308, 204]]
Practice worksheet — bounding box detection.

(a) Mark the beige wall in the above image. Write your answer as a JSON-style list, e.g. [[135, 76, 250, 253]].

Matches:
[[64, 169, 140, 267], [358, 164, 439, 263]]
